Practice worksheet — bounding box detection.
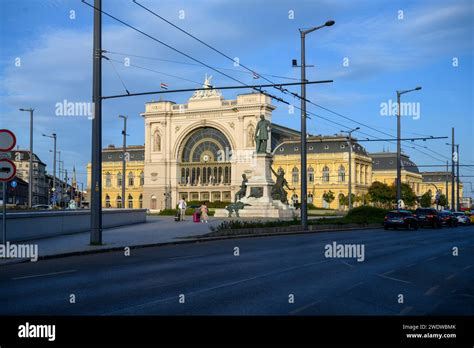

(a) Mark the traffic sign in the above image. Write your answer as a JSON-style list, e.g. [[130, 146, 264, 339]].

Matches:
[[0, 159, 16, 182], [11, 180, 17, 188], [0, 129, 16, 152]]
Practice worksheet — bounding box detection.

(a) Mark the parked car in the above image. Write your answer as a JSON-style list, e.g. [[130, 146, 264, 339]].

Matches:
[[453, 212, 470, 225], [467, 212, 474, 224], [438, 210, 458, 227], [414, 208, 442, 228], [31, 204, 52, 210], [384, 210, 418, 230]]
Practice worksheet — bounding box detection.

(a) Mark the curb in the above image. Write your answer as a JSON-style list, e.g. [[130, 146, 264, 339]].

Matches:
[[0, 225, 382, 265]]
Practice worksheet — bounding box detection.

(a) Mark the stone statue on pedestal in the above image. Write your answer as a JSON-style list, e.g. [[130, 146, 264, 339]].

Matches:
[[234, 174, 248, 202], [271, 167, 294, 204], [255, 115, 271, 154]]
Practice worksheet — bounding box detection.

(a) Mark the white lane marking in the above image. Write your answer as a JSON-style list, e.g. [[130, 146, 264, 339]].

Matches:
[[346, 281, 364, 292], [426, 256, 438, 261], [382, 270, 395, 275], [290, 299, 321, 315], [463, 265, 472, 270], [399, 306, 413, 315], [103, 259, 330, 315], [376, 273, 411, 284], [445, 274, 456, 280], [12, 269, 77, 280], [168, 254, 204, 260], [424, 285, 440, 296], [340, 260, 354, 268]]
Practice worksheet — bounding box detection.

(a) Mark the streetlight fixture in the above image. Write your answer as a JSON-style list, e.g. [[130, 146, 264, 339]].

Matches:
[[298, 19, 335, 230], [19, 108, 34, 207], [396, 86, 421, 210], [119, 115, 128, 209], [340, 127, 360, 210], [43, 133, 57, 206]]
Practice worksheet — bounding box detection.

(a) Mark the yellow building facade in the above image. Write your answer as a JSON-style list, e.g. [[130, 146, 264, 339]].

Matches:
[[86, 145, 145, 208], [272, 136, 373, 210]]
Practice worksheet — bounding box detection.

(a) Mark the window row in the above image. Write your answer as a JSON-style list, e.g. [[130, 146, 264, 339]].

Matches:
[[105, 172, 144, 187], [105, 194, 143, 209], [288, 166, 347, 183]]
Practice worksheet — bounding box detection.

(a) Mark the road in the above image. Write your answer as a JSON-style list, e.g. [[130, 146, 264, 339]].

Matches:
[[0, 225, 473, 315]]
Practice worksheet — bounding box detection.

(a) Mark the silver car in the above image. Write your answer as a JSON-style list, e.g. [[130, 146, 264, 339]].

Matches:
[[453, 212, 470, 225]]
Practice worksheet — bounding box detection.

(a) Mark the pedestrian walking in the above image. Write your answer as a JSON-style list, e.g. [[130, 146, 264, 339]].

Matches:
[[178, 197, 187, 221], [200, 202, 209, 223]]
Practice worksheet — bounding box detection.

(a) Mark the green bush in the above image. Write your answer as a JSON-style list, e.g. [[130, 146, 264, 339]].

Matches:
[[343, 206, 388, 224], [187, 200, 229, 208]]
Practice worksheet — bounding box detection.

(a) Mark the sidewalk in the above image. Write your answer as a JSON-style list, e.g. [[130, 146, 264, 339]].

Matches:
[[0, 216, 220, 264]]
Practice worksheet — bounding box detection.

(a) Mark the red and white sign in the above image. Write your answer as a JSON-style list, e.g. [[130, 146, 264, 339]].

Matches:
[[0, 159, 16, 182], [0, 129, 16, 152]]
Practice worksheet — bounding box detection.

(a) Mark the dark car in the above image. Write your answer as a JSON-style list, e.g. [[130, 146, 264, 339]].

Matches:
[[384, 210, 418, 230], [438, 211, 459, 227], [414, 208, 442, 228]]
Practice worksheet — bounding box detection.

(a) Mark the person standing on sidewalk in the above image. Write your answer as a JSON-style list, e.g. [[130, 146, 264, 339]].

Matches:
[[200, 202, 209, 223], [178, 197, 187, 221]]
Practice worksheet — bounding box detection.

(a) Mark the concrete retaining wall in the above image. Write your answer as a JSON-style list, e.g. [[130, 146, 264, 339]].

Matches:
[[2, 209, 147, 242]]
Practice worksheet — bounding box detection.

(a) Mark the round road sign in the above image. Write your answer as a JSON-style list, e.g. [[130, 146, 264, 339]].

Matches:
[[0, 158, 16, 182], [0, 129, 16, 152]]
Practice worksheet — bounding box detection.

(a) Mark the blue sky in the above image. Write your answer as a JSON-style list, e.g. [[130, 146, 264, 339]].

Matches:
[[1, 0, 473, 197]]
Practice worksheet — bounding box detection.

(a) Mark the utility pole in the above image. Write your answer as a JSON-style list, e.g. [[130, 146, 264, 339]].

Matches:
[[119, 115, 127, 208], [298, 19, 334, 230], [396, 87, 422, 210], [91, 0, 102, 244], [456, 144, 460, 211], [19, 108, 34, 207], [341, 127, 359, 210], [445, 160, 449, 209], [43, 133, 57, 206], [451, 128, 455, 211]]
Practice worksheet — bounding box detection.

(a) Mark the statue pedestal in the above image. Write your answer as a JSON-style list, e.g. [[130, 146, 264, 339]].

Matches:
[[214, 153, 298, 219]]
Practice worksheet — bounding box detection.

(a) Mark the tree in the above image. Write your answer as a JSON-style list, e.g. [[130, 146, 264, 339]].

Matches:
[[420, 191, 432, 208], [323, 190, 335, 205], [368, 181, 393, 208], [400, 183, 417, 208], [438, 194, 447, 208]]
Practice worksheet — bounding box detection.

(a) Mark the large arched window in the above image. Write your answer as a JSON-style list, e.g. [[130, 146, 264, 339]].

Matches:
[[116, 172, 122, 187], [308, 166, 314, 183], [322, 166, 330, 182], [105, 172, 111, 187], [128, 194, 134, 208], [139, 194, 143, 208], [105, 194, 111, 208], [128, 172, 134, 187], [150, 195, 157, 209], [153, 131, 161, 152], [292, 167, 299, 183], [180, 127, 232, 163], [139, 171, 144, 186], [338, 165, 345, 183]]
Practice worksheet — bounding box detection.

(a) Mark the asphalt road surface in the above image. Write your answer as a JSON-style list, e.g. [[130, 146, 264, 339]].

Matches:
[[0, 225, 473, 315]]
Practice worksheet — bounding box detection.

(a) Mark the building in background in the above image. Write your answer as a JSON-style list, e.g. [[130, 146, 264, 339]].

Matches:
[[0, 176, 28, 206], [272, 135, 372, 209], [86, 145, 145, 209], [420, 171, 463, 207], [10, 149, 48, 205]]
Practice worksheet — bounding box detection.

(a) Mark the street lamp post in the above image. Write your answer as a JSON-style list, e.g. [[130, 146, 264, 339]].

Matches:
[[119, 115, 127, 209], [19, 108, 34, 207], [43, 133, 57, 206], [299, 19, 334, 230], [396, 86, 421, 210], [341, 127, 360, 210], [456, 144, 460, 211], [446, 140, 459, 211]]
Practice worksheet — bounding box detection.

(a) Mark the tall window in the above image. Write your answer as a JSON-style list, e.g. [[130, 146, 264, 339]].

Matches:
[[105, 172, 111, 187], [116, 195, 122, 208], [292, 167, 299, 183], [117, 172, 122, 187], [105, 194, 111, 208], [153, 131, 161, 152], [128, 194, 133, 208], [322, 166, 330, 182], [139, 171, 144, 186], [128, 172, 134, 187], [308, 167, 314, 183], [139, 194, 143, 208], [338, 165, 345, 183]]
